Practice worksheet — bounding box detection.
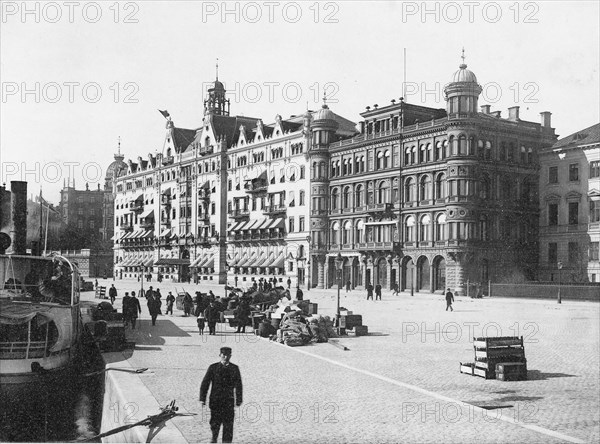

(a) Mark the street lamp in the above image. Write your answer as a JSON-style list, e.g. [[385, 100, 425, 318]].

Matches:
[[335, 252, 344, 326], [557, 261, 563, 304], [139, 262, 145, 297], [224, 262, 230, 297], [306, 235, 311, 291]]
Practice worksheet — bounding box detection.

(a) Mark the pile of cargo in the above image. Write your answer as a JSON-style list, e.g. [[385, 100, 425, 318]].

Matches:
[[460, 336, 527, 381]]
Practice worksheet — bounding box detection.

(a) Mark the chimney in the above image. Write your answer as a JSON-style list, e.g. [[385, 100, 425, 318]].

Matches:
[[10, 181, 27, 255], [480, 105, 491, 114], [540, 111, 552, 128], [508, 106, 520, 121]]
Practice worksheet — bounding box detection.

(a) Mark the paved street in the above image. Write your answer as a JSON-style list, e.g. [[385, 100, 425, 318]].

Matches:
[[86, 279, 599, 443]]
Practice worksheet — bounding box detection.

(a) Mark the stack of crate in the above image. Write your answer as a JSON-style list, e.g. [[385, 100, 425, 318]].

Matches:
[[460, 336, 527, 380]]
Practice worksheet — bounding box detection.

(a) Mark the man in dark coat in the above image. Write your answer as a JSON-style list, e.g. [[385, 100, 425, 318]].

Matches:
[[109, 284, 117, 304], [445, 288, 454, 311], [366, 283, 374, 300], [375, 284, 382, 301], [166, 291, 175, 315], [129, 291, 142, 329], [147, 292, 162, 326], [204, 301, 221, 335], [199, 347, 243, 443]]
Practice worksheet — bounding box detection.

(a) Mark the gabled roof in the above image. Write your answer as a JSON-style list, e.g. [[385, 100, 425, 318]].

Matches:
[[211, 115, 261, 147], [173, 127, 197, 152], [553, 123, 600, 149]]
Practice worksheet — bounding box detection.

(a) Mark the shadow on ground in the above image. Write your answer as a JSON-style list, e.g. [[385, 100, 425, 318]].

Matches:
[[527, 370, 578, 380]]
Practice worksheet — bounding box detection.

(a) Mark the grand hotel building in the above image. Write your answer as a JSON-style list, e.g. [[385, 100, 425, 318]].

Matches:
[[112, 60, 558, 294]]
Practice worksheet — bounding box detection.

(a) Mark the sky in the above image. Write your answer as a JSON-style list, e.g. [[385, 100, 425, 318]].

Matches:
[[1, 1, 599, 203]]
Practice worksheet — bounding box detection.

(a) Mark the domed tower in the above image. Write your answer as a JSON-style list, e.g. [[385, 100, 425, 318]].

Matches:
[[203, 59, 230, 116], [308, 98, 339, 289], [444, 49, 482, 116], [104, 138, 127, 191]]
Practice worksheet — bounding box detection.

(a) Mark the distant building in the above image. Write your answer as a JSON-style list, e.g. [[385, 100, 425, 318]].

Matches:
[[538, 123, 600, 283], [59, 181, 105, 237]]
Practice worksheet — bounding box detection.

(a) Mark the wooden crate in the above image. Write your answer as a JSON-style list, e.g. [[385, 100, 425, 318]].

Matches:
[[354, 325, 368, 336], [471, 336, 526, 380], [460, 362, 475, 376], [307, 303, 318, 315], [473, 366, 496, 379], [496, 361, 527, 381], [339, 315, 362, 329]]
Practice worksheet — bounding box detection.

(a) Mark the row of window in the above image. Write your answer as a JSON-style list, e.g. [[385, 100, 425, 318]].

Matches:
[[547, 242, 599, 263], [548, 162, 600, 184], [547, 201, 600, 225]]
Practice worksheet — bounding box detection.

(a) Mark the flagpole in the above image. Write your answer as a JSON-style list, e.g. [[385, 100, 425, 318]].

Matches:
[[43, 204, 50, 256]]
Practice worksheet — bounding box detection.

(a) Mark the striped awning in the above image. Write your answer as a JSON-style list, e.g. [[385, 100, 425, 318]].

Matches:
[[160, 228, 171, 237], [228, 221, 245, 232], [254, 218, 271, 230], [268, 218, 285, 229], [198, 254, 214, 268], [144, 258, 154, 267], [229, 252, 241, 266], [254, 252, 270, 268], [190, 255, 204, 268], [245, 219, 262, 231], [236, 253, 253, 268], [139, 209, 154, 219]]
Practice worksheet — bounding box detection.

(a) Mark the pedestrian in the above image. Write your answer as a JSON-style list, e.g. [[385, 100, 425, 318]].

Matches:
[[129, 291, 142, 329], [445, 288, 454, 311], [199, 347, 243, 444], [109, 284, 117, 305], [366, 282, 374, 300], [94, 279, 98, 290], [345, 279, 351, 293], [234, 300, 250, 333], [204, 301, 220, 335], [197, 312, 205, 335], [286, 277, 291, 289], [166, 291, 175, 315], [147, 292, 162, 326], [122, 291, 131, 328], [184, 292, 194, 317], [296, 286, 303, 301], [392, 281, 399, 296], [375, 284, 382, 301]]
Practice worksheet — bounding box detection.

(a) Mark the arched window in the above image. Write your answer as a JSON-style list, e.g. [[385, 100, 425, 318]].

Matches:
[[204, 136, 210, 147], [435, 173, 446, 200], [477, 140, 484, 158], [435, 213, 447, 241], [520, 146, 527, 163], [449, 136, 456, 155], [527, 147, 533, 164], [405, 215, 416, 242], [347, 159, 352, 175], [343, 221, 352, 244], [404, 147, 411, 165], [426, 144, 432, 162], [343, 187, 351, 208], [331, 221, 340, 245], [377, 151, 384, 169], [419, 144, 427, 163], [459, 135, 467, 155], [331, 161, 336, 177], [411, 146, 416, 164], [404, 178, 415, 203], [331, 189, 339, 210], [355, 185, 363, 207], [420, 214, 431, 241], [360, 156, 365, 172], [378, 181, 389, 203], [468, 137, 476, 155], [356, 220, 364, 243], [435, 141, 443, 160], [420, 175, 431, 201], [384, 150, 390, 168], [336, 161, 341, 176], [485, 141, 492, 160]]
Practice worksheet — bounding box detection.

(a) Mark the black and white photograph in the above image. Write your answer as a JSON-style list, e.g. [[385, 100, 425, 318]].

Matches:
[[1, 1, 599, 443]]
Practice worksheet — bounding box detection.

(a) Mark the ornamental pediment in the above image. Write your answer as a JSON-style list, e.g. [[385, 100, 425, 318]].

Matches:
[[565, 191, 582, 201], [543, 193, 561, 202]]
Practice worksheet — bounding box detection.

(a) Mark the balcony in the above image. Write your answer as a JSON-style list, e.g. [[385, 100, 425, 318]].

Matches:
[[230, 208, 250, 219], [199, 189, 211, 200], [140, 221, 154, 230], [198, 214, 210, 223], [130, 202, 144, 212], [367, 203, 395, 219], [120, 224, 133, 232], [311, 209, 329, 216], [162, 155, 174, 166], [355, 241, 396, 250], [198, 145, 214, 155], [263, 204, 287, 216], [245, 180, 268, 194]]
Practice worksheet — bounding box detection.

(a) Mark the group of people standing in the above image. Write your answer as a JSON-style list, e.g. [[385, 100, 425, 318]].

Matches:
[[117, 285, 166, 328], [365, 283, 383, 300]]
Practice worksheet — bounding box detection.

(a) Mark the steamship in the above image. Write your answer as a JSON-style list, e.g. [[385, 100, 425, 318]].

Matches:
[[0, 182, 83, 384]]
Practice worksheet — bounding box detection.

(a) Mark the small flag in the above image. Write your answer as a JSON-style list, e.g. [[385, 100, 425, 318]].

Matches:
[[158, 109, 170, 119]]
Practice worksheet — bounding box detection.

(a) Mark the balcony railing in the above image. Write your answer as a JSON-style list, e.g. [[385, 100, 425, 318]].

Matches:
[[263, 204, 287, 215], [230, 208, 250, 219], [355, 241, 396, 250], [310, 209, 329, 216], [120, 224, 133, 231], [139, 221, 154, 229], [367, 203, 393, 213], [130, 202, 144, 212], [198, 145, 214, 155], [245, 181, 268, 194], [162, 155, 174, 165]]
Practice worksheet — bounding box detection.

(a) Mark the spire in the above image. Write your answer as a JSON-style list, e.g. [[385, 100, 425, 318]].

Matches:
[[117, 136, 121, 155], [115, 136, 125, 161], [460, 47, 467, 68], [216, 57, 219, 81], [322, 93, 328, 109]]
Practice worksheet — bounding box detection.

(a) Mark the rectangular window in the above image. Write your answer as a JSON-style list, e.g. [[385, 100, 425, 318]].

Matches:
[[569, 163, 579, 181], [590, 200, 600, 223], [590, 242, 599, 261], [252, 198, 257, 211], [228, 180, 232, 191], [211, 202, 216, 215], [568, 202, 578, 225], [548, 242, 557, 263], [299, 216, 305, 232], [299, 191, 305, 206], [300, 166, 305, 179], [548, 203, 558, 226], [568, 242, 579, 263], [289, 217, 295, 233], [548, 166, 558, 184], [591, 161, 600, 178]]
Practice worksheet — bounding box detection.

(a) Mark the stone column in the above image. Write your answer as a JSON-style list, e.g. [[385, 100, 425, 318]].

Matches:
[[317, 256, 325, 289]]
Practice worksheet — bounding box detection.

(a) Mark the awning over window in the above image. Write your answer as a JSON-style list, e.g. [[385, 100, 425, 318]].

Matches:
[[190, 255, 204, 268], [245, 219, 262, 231], [199, 256, 215, 269], [131, 194, 143, 203], [268, 218, 285, 229], [254, 252, 270, 268], [271, 254, 285, 269], [237, 253, 255, 268], [160, 228, 171, 237], [254, 218, 271, 230], [228, 221, 245, 232], [155, 258, 190, 266], [144, 258, 154, 267], [140, 209, 154, 219], [229, 253, 241, 266], [236, 220, 253, 231]]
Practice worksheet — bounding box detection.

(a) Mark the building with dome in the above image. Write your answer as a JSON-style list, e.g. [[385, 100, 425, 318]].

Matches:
[[325, 58, 557, 294], [112, 57, 558, 292]]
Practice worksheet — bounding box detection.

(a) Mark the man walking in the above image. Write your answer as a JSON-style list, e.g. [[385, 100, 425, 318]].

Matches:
[[204, 301, 221, 335], [445, 288, 454, 311], [108, 284, 117, 305], [129, 291, 142, 329], [147, 291, 162, 326], [375, 283, 382, 301], [345, 279, 351, 293], [199, 347, 243, 444], [122, 292, 131, 328], [166, 291, 175, 315], [366, 282, 374, 300]]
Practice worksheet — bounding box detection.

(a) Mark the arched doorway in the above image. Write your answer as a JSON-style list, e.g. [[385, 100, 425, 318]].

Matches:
[[402, 256, 415, 291], [417, 256, 430, 291], [377, 257, 388, 287], [352, 257, 360, 287], [432, 255, 446, 292]]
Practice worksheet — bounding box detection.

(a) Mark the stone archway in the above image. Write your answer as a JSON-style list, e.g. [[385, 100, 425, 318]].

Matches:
[[432, 255, 446, 292], [417, 256, 430, 291], [376, 257, 388, 287], [402, 256, 415, 292]]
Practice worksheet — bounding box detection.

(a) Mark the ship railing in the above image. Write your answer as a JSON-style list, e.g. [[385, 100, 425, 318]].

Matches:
[[0, 340, 47, 359]]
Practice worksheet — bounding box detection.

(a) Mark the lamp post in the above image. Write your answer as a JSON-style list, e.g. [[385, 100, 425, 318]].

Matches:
[[410, 262, 414, 296], [224, 262, 230, 298], [335, 252, 344, 326], [557, 261, 563, 304], [139, 262, 144, 298], [306, 235, 311, 291]]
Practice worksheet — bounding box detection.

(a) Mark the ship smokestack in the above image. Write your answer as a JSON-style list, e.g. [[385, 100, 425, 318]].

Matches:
[[10, 181, 27, 255]]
